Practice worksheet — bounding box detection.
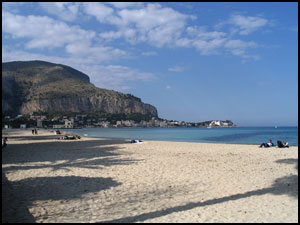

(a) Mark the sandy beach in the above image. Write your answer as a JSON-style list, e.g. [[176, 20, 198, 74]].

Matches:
[[2, 129, 298, 223]]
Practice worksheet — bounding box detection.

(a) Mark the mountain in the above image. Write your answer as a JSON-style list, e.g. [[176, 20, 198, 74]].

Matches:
[[2, 61, 158, 120]]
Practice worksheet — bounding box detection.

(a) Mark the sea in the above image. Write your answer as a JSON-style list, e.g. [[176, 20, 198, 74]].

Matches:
[[64, 126, 298, 146]]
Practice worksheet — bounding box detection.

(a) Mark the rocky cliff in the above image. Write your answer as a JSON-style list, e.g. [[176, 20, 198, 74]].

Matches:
[[2, 61, 158, 119]]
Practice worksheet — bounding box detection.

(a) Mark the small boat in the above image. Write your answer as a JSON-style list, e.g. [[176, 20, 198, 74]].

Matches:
[[275, 126, 278, 128]]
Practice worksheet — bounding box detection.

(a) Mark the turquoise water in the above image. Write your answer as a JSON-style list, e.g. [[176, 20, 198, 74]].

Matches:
[[64, 127, 298, 146]]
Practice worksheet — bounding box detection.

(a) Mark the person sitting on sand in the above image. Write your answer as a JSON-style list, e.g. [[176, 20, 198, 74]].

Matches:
[[282, 141, 289, 148], [131, 139, 143, 144], [259, 139, 274, 148], [277, 140, 289, 148], [59, 135, 80, 140]]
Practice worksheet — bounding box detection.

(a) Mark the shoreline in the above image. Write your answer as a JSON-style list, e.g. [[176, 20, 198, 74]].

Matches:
[[2, 127, 299, 147], [5, 127, 297, 147], [2, 129, 298, 223]]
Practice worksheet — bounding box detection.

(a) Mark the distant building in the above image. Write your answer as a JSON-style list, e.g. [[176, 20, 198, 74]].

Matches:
[[208, 120, 233, 127], [64, 119, 74, 129], [209, 120, 221, 127], [122, 120, 135, 127], [37, 120, 43, 128]]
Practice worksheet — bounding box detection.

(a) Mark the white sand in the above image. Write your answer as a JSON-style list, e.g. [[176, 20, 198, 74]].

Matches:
[[2, 129, 298, 223]]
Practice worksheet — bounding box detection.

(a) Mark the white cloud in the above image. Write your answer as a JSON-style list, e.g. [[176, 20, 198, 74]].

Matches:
[[193, 38, 227, 55], [39, 2, 79, 21], [177, 26, 258, 56], [3, 2, 268, 89], [175, 38, 193, 48], [96, 3, 191, 47], [99, 31, 123, 39], [106, 2, 144, 9], [2, 10, 128, 63], [168, 66, 184, 72], [83, 2, 116, 24], [65, 42, 127, 61], [186, 26, 226, 40], [228, 14, 268, 35], [86, 3, 265, 60], [2, 11, 95, 49], [231, 49, 245, 56], [225, 39, 257, 49], [79, 64, 155, 91]]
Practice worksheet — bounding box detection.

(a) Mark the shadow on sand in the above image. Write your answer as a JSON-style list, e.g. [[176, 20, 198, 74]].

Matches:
[[2, 137, 135, 171], [98, 158, 298, 223], [2, 137, 135, 223]]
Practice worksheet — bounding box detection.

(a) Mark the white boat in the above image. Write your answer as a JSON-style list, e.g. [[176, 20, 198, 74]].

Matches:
[[275, 126, 278, 128]]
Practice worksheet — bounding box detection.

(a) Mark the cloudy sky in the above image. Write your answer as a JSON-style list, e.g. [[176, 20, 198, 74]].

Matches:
[[2, 2, 298, 126]]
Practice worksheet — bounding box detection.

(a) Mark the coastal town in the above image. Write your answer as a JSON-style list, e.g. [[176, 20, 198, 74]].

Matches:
[[2, 114, 237, 129]]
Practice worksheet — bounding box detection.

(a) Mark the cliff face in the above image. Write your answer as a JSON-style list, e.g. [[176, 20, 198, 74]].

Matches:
[[19, 97, 157, 116], [2, 61, 158, 118]]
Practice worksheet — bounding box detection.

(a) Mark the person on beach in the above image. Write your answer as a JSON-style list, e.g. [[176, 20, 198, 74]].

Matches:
[[282, 141, 289, 148], [32, 129, 35, 135], [259, 139, 274, 148], [2, 137, 8, 149], [277, 140, 289, 148], [34, 128, 38, 135], [131, 139, 143, 144]]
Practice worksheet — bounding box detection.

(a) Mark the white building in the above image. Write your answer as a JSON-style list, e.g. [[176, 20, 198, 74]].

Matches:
[[209, 120, 230, 127], [209, 120, 221, 127], [37, 120, 43, 128], [64, 119, 74, 128]]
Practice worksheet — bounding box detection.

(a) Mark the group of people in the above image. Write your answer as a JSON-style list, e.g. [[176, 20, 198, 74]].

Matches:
[[59, 134, 81, 140], [31, 128, 38, 135], [130, 139, 143, 144], [259, 139, 289, 148]]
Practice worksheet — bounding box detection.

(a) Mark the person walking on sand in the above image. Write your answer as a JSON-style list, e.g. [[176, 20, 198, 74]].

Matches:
[[32, 129, 35, 135], [34, 128, 38, 135]]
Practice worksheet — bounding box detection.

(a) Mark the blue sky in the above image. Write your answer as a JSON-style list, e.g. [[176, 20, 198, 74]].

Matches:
[[2, 2, 298, 126]]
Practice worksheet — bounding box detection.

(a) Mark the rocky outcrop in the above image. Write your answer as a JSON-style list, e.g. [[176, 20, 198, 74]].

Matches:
[[19, 96, 157, 116], [2, 60, 158, 118]]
